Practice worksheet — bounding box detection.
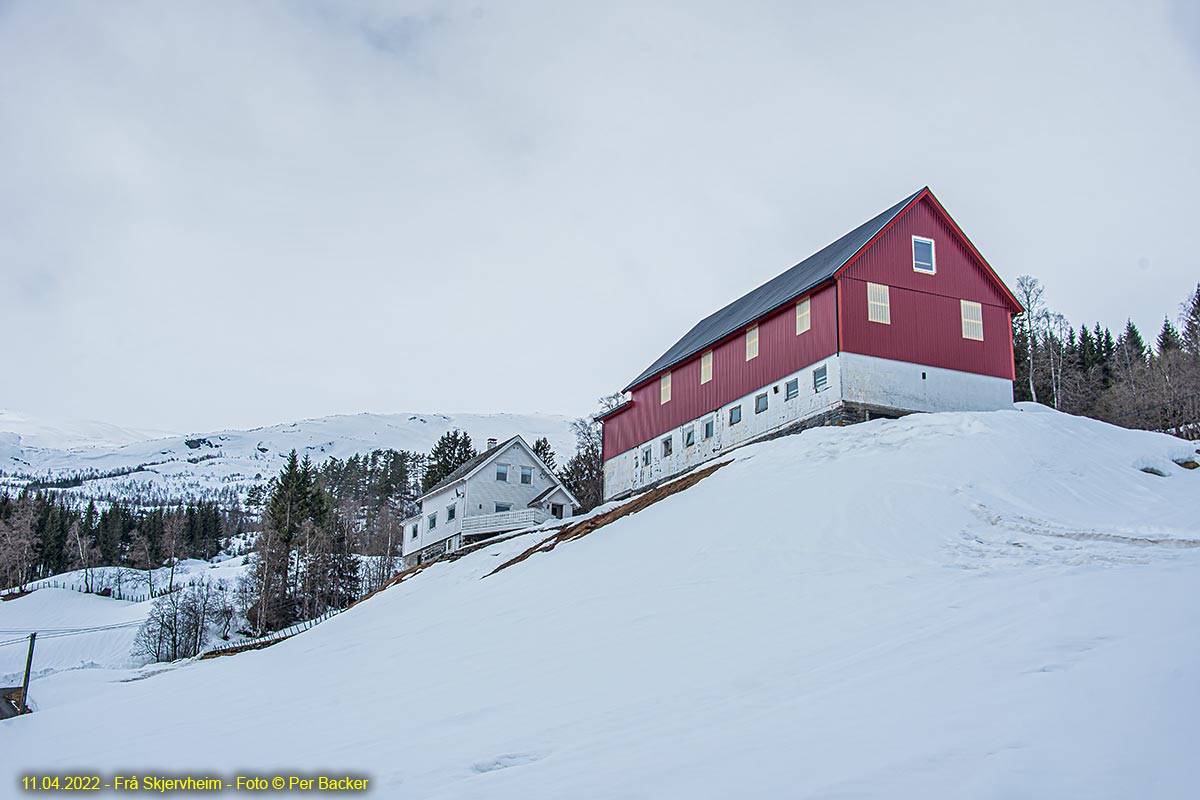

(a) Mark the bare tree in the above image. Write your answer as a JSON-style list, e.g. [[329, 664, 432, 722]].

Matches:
[[1014, 275, 1046, 403]]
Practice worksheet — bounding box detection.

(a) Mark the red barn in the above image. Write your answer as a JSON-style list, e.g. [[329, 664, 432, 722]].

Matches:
[[599, 187, 1023, 500]]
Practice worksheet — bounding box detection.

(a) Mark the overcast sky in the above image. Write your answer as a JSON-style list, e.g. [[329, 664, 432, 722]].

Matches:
[[2, 1, 1198, 433]]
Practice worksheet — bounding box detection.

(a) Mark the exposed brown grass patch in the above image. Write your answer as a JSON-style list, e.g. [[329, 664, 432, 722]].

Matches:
[[485, 459, 732, 578], [1174, 459, 1199, 470]]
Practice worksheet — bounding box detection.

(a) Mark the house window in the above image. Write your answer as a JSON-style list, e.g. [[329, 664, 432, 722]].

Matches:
[[551, 503, 564, 519], [729, 405, 742, 425], [660, 371, 671, 404], [495, 502, 512, 513], [755, 393, 768, 414], [520, 465, 533, 484], [427, 512, 437, 530], [912, 236, 936, 274], [684, 426, 695, 447], [961, 299, 984, 341], [796, 298, 811, 335], [814, 365, 829, 392], [446, 504, 456, 522], [410, 524, 418, 540], [661, 436, 673, 457], [786, 378, 799, 400], [703, 418, 714, 439], [642, 447, 652, 466], [745, 325, 759, 361], [700, 351, 713, 384], [867, 282, 891, 324], [495, 463, 508, 481]]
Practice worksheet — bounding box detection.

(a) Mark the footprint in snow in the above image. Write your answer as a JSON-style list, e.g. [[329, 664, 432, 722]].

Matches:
[[472, 753, 541, 774]]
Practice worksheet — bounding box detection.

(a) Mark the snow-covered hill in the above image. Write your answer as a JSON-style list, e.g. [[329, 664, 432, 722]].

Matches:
[[3, 407, 1199, 797], [0, 411, 577, 506]]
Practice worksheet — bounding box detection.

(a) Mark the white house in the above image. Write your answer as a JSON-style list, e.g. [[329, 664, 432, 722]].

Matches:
[[400, 435, 579, 568]]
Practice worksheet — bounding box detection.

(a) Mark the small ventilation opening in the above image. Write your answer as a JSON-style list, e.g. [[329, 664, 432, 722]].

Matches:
[[922, 372, 927, 380]]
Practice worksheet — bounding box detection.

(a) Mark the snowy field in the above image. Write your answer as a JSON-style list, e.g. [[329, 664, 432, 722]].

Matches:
[[0, 409, 576, 506], [2, 407, 1199, 798]]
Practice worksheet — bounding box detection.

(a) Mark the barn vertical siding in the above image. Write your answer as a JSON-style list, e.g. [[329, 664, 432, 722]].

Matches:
[[602, 283, 838, 460], [837, 197, 1016, 380]]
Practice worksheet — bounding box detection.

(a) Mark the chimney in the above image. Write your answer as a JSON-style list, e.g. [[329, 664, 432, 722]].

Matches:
[[486, 437, 498, 450]]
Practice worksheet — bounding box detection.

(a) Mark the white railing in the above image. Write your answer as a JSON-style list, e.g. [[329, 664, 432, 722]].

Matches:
[[461, 508, 548, 535]]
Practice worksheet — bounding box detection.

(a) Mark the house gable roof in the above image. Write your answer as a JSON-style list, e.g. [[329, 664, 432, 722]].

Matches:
[[623, 188, 924, 392], [527, 484, 578, 508], [420, 435, 578, 508]]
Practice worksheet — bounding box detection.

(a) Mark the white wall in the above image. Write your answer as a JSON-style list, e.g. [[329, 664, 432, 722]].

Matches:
[[840, 353, 1013, 413], [604, 355, 844, 500], [463, 440, 559, 519], [401, 484, 463, 557]]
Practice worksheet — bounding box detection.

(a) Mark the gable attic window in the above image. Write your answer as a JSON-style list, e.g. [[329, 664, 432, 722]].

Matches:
[[684, 426, 695, 447], [746, 325, 759, 361], [961, 299, 984, 341], [729, 405, 742, 425], [700, 351, 713, 384], [796, 297, 811, 334], [813, 364, 829, 392], [520, 465, 533, 484], [495, 463, 508, 482], [912, 236, 936, 274], [662, 436, 673, 457], [661, 371, 672, 404], [755, 393, 768, 414], [867, 282, 891, 324], [642, 447, 652, 466]]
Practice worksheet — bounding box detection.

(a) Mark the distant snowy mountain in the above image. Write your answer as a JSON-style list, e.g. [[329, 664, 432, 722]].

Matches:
[[0, 410, 578, 506], [0, 409, 174, 451]]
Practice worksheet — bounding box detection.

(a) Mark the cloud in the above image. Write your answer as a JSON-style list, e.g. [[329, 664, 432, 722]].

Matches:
[[1, 0, 1197, 430]]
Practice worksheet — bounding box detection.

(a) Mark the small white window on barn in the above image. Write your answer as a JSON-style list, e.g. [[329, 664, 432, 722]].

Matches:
[[520, 465, 533, 484], [495, 463, 508, 482], [428, 512, 437, 530], [495, 502, 512, 513], [867, 282, 891, 325], [660, 371, 672, 404], [746, 325, 759, 361], [684, 426, 695, 447], [642, 447, 652, 466], [703, 418, 714, 439], [661, 436, 673, 457], [755, 393, 768, 414], [961, 299, 984, 341], [912, 236, 936, 274], [700, 351, 713, 384], [785, 378, 799, 400], [813, 364, 829, 392], [446, 504, 456, 522], [729, 405, 742, 425], [796, 297, 811, 335]]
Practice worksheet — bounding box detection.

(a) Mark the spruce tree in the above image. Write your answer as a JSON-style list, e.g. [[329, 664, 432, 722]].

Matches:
[[421, 430, 477, 492], [1179, 284, 1200, 357], [1156, 317, 1183, 355], [532, 437, 557, 472]]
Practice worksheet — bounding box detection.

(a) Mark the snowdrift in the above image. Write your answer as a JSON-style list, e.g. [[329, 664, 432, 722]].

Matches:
[[3, 408, 1199, 798]]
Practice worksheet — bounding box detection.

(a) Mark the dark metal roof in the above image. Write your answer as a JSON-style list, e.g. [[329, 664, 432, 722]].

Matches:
[[422, 435, 521, 497], [623, 188, 924, 392]]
